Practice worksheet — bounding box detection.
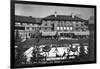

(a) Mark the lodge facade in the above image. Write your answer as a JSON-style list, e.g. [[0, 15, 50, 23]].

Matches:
[[41, 13, 89, 37], [15, 12, 90, 40]]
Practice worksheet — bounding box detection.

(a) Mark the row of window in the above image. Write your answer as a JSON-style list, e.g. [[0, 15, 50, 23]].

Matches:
[[57, 27, 73, 31], [15, 22, 36, 26], [15, 22, 85, 27], [26, 27, 73, 31], [26, 27, 52, 31], [41, 23, 85, 28], [26, 27, 39, 30]]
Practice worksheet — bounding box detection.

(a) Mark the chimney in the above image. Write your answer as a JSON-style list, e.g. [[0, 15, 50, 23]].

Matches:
[[71, 13, 75, 18], [54, 11, 57, 17]]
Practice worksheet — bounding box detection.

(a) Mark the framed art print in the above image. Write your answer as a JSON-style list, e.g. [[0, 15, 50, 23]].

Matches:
[[11, 0, 96, 68]]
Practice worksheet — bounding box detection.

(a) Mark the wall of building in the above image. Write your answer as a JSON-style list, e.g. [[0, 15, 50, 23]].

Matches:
[[15, 16, 89, 40]]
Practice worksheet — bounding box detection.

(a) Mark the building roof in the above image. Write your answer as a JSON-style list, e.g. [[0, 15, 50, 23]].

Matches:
[[42, 15, 86, 21], [15, 15, 42, 24]]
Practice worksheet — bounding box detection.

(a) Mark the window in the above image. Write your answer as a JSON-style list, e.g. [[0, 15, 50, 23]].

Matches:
[[76, 24, 79, 26], [60, 27, 63, 30], [57, 24, 60, 27], [22, 23, 27, 26], [70, 27, 72, 30], [81, 24, 84, 26], [27, 27, 29, 30], [47, 21, 51, 23], [57, 27, 60, 30], [64, 27, 66, 30], [45, 28, 47, 31], [29, 27, 32, 30], [66, 21, 70, 25], [32, 27, 34, 30], [34, 24, 39, 27], [64, 23, 67, 26], [29, 24, 33, 26], [67, 27, 69, 30], [60, 23, 63, 26], [45, 23, 48, 26], [15, 22, 21, 25], [39, 28, 41, 30]]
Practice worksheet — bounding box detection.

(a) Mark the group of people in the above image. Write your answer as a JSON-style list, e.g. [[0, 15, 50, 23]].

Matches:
[[16, 43, 88, 64]]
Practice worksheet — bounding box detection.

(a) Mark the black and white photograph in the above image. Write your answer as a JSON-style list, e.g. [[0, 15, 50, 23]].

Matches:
[[11, 0, 96, 68]]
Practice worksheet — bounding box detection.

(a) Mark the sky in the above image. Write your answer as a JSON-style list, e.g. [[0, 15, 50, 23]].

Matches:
[[15, 3, 94, 20]]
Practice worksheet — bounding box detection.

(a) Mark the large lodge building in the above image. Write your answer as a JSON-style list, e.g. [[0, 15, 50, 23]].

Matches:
[[15, 12, 90, 40]]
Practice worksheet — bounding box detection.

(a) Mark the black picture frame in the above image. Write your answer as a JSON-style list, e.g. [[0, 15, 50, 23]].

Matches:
[[10, 0, 96, 68]]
